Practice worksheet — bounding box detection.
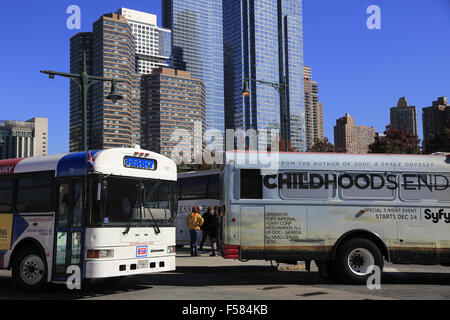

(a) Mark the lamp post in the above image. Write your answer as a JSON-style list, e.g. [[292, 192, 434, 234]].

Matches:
[[41, 51, 124, 151], [242, 76, 289, 152]]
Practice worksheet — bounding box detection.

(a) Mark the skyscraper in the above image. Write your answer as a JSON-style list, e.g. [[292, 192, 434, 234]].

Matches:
[[304, 66, 323, 151], [334, 113, 375, 154], [0, 118, 48, 159], [422, 96, 450, 153], [70, 13, 141, 151], [162, 0, 225, 136], [116, 8, 172, 74], [141, 68, 206, 158], [223, 0, 305, 151], [390, 97, 418, 136]]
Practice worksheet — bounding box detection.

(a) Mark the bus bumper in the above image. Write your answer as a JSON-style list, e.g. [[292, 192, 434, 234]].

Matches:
[[84, 255, 176, 279]]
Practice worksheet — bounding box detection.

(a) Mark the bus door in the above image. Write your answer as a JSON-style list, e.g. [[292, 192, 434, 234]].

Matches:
[[52, 179, 85, 281]]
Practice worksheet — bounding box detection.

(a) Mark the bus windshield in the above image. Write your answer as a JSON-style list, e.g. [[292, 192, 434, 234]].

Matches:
[[91, 175, 176, 227]]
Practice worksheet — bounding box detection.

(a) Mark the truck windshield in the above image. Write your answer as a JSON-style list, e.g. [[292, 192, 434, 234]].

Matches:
[[90, 176, 176, 227]]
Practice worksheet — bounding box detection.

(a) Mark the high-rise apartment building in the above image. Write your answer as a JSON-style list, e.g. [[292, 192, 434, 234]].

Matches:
[[334, 113, 375, 154], [140, 68, 206, 158], [70, 13, 141, 151], [422, 96, 450, 153], [390, 97, 418, 136], [162, 0, 225, 136], [69, 32, 94, 152], [116, 8, 171, 74], [0, 118, 48, 159], [304, 66, 323, 151], [223, 0, 306, 151]]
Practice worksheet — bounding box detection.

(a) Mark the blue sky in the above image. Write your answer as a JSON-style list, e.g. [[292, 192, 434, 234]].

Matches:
[[0, 0, 449, 154]]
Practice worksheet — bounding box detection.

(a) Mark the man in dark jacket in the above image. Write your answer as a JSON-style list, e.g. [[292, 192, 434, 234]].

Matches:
[[202, 206, 219, 256]]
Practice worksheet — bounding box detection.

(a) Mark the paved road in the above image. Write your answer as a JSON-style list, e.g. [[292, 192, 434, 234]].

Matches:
[[1, 247, 450, 300]]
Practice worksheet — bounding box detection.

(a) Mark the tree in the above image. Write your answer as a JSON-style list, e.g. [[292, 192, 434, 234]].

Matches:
[[310, 137, 346, 153], [368, 125, 421, 154], [426, 119, 450, 154], [266, 138, 297, 152], [278, 138, 297, 152], [177, 150, 223, 173]]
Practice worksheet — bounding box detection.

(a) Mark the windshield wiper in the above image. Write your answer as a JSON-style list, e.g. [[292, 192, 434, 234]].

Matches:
[[144, 206, 161, 235], [142, 182, 162, 235], [123, 203, 139, 236], [122, 214, 134, 235]]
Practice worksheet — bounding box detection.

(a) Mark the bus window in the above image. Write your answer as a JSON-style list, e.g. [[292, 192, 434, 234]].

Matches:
[[180, 176, 207, 199], [207, 174, 220, 199], [16, 173, 53, 212], [71, 232, 82, 265], [58, 183, 70, 228], [103, 177, 140, 225], [240, 169, 262, 199], [0, 177, 13, 213], [340, 173, 395, 200], [158, 182, 170, 209], [400, 174, 450, 202], [73, 182, 83, 228], [143, 181, 174, 221], [89, 178, 102, 226]]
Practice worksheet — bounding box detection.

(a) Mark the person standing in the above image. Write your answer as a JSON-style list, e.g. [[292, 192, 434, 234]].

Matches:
[[187, 206, 204, 256], [203, 206, 219, 256], [199, 206, 208, 252]]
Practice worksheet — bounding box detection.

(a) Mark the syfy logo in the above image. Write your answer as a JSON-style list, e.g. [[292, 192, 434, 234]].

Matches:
[[424, 209, 450, 224]]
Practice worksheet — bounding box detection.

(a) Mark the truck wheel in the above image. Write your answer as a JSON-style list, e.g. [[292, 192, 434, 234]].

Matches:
[[12, 247, 48, 292], [335, 238, 383, 285]]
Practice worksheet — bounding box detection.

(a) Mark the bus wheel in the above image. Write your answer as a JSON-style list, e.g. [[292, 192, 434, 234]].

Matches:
[[335, 238, 383, 285], [12, 247, 48, 292]]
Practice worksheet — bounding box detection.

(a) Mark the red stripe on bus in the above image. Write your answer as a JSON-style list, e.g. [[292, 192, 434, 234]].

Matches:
[[228, 151, 449, 157], [0, 158, 24, 175], [223, 245, 239, 259]]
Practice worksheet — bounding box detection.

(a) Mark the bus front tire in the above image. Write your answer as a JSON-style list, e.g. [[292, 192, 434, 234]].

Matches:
[[12, 247, 48, 292], [335, 238, 383, 285]]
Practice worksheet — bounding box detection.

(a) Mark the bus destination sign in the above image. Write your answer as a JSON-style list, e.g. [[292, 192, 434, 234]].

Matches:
[[124, 156, 157, 171]]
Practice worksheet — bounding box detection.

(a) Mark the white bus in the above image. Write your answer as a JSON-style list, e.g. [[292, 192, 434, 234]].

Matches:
[[0, 148, 177, 291], [220, 151, 450, 284], [175, 170, 221, 246]]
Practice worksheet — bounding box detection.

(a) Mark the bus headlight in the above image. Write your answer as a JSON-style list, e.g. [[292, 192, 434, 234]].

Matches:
[[87, 249, 114, 259], [167, 246, 176, 254]]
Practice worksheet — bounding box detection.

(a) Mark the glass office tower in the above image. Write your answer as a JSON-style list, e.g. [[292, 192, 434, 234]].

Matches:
[[162, 0, 225, 137], [223, 0, 306, 151]]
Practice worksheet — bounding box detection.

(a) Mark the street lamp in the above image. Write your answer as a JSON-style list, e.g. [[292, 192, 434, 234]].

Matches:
[[41, 51, 124, 151], [242, 78, 251, 97], [242, 76, 289, 151], [107, 79, 124, 104]]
